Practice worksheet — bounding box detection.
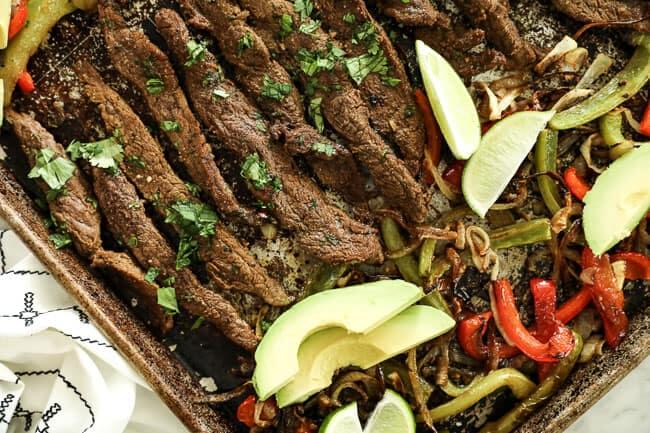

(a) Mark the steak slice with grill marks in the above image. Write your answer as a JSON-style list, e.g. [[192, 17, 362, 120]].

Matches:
[[178, 0, 367, 204], [156, 9, 383, 265], [76, 63, 291, 306], [6, 110, 102, 258], [314, 0, 425, 174], [91, 166, 258, 351], [204, 0, 428, 223], [552, 0, 650, 32], [99, 3, 257, 227]]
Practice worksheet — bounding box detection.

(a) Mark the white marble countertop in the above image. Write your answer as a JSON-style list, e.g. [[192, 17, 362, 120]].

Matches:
[[565, 356, 649, 433]]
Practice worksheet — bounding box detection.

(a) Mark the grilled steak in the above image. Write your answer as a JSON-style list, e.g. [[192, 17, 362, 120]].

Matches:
[[314, 0, 426, 174], [98, 4, 257, 226], [6, 110, 102, 258], [156, 9, 384, 265], [226, 0, 429, 223], [453, 0, 536, 67], [374, 0, 446, 27], [91, 249, 174, 333], [552, 0, 650, 32], [76, 63, 291, 306], [91, 166, 258, 351], [179, 0, 366, 204]]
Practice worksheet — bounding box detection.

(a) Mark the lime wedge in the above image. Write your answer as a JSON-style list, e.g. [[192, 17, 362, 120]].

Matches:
[[364, 390, 415, 433], [416, 40, 481, 160], [462, 111, 555, 217], [319, 402, 362, 433]]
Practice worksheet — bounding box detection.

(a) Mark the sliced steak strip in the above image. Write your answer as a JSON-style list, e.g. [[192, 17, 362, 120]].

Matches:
[[98, 4, 256, 226], [374, 0, 446, 27], [205, 0, 428, 223], [314, 0, 425, 173], [6, 110, 102, 258], [453, 0, 536, 67], [156, 9, 383, 265], [91, 167, 258, 351], [552, 0, 650, 32], [91, 250, 174, 333], [76, 63, 291, 306], [179, 1, 366, 203]]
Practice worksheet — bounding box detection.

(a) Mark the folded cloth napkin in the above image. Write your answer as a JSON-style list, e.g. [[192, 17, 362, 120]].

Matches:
[[0, 219, 189, 433]]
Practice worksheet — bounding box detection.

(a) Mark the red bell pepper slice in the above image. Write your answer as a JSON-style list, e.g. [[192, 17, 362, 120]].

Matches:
[[490, 279, 575, 362], [8, 0, 28, 40], [415, 88, 443, 183], [640, 99, 650, 138], [555, 286, 592, 324], [563, 167, 590, 201], [610, 252, 650, 280], [530, 278, 558, 342], [442, 160, 465, 192], [236, 395, 256, 428], [17, 71, 35, 94], [582, 248, 629, 347]]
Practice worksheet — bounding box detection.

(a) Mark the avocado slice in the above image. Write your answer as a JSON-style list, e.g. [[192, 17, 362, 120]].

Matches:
[[253, 280, 423, 400], [276, 305, 455, 407], [584, 143, 650, 255]]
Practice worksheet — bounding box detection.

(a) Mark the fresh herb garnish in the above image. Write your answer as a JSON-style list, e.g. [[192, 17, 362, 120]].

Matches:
[[28, 148, 76, 195], [191, 315, 205, 331], [382, 76, 402, 87], [165, 201, 219, 238], [241, 153, 282, 191], [296, 44, 345, 77], [127, 235, 138, 248], [160, 120, 181, 132], [308, 97, 325, 133], [185, 39, 207, 67], [157, 286, 180, 314], [175, 236, 198, 270], [85, 197, 98, 209], [261, 75, 292, 101], [299, 19, 321, 34], [344, 52, 389, 85], [128, 200, 140, 209], [146, 78, 165, 95], [202, 69, 223, 88], [293, 0, 313, 20], [279, 14, 293, 38], [67, 134, 124, 174], [312, 142, 335, 156], [49, 232, 72, 249], [237, 32, 254, 55], [144, 267, 161, 284], [253, 112, 268, 132], [212, 88, 230, 100], [126, 155, 146, 169], [343, 13, 356, 24], [185, 182, 202, 197]]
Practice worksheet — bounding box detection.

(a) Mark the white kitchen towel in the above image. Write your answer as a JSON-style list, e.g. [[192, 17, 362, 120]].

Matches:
[[0, 219, 189, 433]]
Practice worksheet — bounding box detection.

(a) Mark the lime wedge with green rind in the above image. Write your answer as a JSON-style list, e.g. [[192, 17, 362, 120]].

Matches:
[[363, 389, 416, 433], [416, 40, 481, 160], [462, 110, 555, 217], [319, 402, 362, 433]]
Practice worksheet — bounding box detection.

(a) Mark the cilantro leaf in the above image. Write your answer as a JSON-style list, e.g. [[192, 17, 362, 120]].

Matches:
[[49, 232, 72, 249], [160, 120, 181, 132], [299, 19, 321, 34], [343, 13, 356, 24], [295, 44, 345, 77], [67, 135, 124, 174], [344, 52, 389, 85], [237, 32, 254, 55], [144, 267, 160, 283], [191, 316, 205, 331], [157, 286, 180, 314], [185, 39, 207, 67], [308, 97, 325, 133], [175, 236, 199, 270], [212, 88, 230, 100], [279, 14, 293, 38], [28, 148, 76, 193], [165, 201, 219, 238], [146, 78, 165, 94], [294, 0, 313, 20], [241, 153, 282, 191], [312, 142, 335, 156], [261, 75, 292, 101]]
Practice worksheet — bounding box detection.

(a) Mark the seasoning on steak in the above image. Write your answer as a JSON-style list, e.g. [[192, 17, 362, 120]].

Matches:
[[5, 110, 102, 258], [91, 166, 258, 351], [178, 0, 367, 204], [313, 0, 426, 174], [215, 0, 428, 223], [552, 0, 650, 32], [374, 0, 448, 27], [453, 0, 536, 67], [91, 249, 174, 333], [155, 9, 384, 265], [76, 63, 291, 306], [98, 4, 257, 226]]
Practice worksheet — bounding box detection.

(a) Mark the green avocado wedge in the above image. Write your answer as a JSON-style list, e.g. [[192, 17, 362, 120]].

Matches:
[[253, 280, 423, 400], [276, 305, 455, 407], [584, 143, 650, 255]]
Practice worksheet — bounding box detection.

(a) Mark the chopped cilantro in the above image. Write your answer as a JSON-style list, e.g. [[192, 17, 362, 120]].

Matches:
[[28, 148, 76, 194], [67, 134, 124, 174], [312, 142, 335, 156], [144, 267, 161, 284], [344, 52, 389, 85], [241, 153, 282, 191], [260, 319, 272, 333], [146, 78, 165, 95], [309, 199, 318, 209], [296, 44, 345, 77], [184, 39, 207, 67], [49, 232, 72, 249], [343, 13, 356, 24], [165, 201, 219, 238], [85, 197, 98, 209], [237, 32, 254, 55], [160, 120, 181, 132], [128, 200, 140, 209], [126, 155, 146, 169], [175, 236, 198, 270], [293, 0, 313, 20], [279, 14, 293, 38], [308, 97, 325, 133], [157, 286, 180, 314], [261, 75, 292, 101], [163, 276, 176, 287], [382, 76, 402, 87], [191, 315, 205, 331], [202, 69, 223, 88], [299, 19, 321, 34], [401, 0, 411, 3], [185, 182, 202, 197], [127, 235, 138, 248], [352, 21, 376, 45], [212, 88, 230, 100]]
